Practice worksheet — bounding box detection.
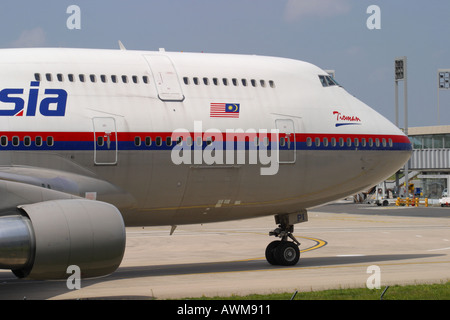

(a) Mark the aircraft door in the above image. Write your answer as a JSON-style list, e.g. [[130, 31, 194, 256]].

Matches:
[[275, 119, 296, 163], [93, 117, 118, 165], [144, 55, 185, 102]]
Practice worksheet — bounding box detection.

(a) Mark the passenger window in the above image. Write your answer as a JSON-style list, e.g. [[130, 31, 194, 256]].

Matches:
[[354, 138, 359, 147], [0, 136, 7, 146], [145, 137, 152, 146], [183, 77, 189, 85], [203, 78, 209, 85], [347, 138, 352, 147], [222, 78, 228, 86], [34, 73, 41, 81], [90, 74, 96, 83], [35, 136, 42, 147], [68, 74, 75, 82], [143, 76, 149, 84], [111, 75, 117, 83], [260, 80, 266, 87], [12, 136, 19, 147], [193, 77, 199, 85], [24, 136, 31, 147], [389, 138, 393, 147], [242, 79, 248, 86], [156, 136, 162, 146], [121, 75, 128, 83], [57, 74, 64, 82], [382, 138, 386, 147], [306, 137, 312, 147], [232, 78, 238, 86], [280, 137, 285, 147], [251, 79, 257, 87], [132, 75, 138, 84], [101, 75, 107, 83], [213, 78, 219, 86], [369, 138, 373, 147], [134, 136, 141, 146], [331, 137, 336, 147], [79, 74, 85, 82], [166, 136, 172, 146], [46, 73, 52, 81], [46, 136, 54, 147], [269, 80, 275, 88], [361, 138, 366, 147], [375, 138, 380, 147], [315, 137, 320, 147], [97, 136, 104, 146], [323, 137, 329, 147], [339, 138, 344, 147]]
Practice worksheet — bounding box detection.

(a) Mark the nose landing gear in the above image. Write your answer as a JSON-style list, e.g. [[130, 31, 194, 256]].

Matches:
[[265, 211, 307, 266]]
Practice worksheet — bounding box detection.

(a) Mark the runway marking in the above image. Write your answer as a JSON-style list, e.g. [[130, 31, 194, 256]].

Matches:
[[298, 236, 328, 253], [428, 247, 450, 252]]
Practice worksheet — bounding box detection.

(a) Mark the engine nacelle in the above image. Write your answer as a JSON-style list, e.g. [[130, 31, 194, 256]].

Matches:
[[0, 199, 125, 280]]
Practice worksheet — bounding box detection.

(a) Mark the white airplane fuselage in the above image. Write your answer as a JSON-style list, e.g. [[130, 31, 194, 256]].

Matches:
[[0, 48, 411, 278]]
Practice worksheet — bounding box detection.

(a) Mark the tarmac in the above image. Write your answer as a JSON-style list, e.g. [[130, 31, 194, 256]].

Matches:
[[0, 201, 449, 300]]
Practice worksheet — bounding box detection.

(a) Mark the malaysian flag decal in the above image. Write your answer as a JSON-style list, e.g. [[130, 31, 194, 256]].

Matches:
[[210, 103, 240, 118]]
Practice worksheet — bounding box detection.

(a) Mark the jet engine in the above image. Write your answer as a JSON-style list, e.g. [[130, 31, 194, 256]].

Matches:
[[0, 199, 125, 280]]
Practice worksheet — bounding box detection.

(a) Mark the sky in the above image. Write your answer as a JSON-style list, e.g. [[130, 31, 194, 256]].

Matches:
[[0, 0, 449, 128]]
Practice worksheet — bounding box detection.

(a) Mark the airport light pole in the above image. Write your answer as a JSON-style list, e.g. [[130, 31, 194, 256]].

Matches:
[[437, 69, 450, 125], [395, 57, 408, 196]]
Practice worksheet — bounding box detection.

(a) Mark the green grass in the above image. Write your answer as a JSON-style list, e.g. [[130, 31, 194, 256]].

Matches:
[[185, 281, 450, 300]]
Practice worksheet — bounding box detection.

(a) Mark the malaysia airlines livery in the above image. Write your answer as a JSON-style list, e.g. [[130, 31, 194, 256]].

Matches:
[[0, 47, 411, 280]]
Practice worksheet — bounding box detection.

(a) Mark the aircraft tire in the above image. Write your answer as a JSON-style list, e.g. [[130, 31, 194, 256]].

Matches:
[[273, 241, 300, 266], [265, 240, 281, 265]]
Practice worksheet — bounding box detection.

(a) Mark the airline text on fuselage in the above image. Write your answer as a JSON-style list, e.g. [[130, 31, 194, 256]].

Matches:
[[0, 81, 67, 117]]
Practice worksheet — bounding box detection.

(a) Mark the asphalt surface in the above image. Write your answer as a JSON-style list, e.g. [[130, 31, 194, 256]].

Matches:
[[1, 202, 449, 300]]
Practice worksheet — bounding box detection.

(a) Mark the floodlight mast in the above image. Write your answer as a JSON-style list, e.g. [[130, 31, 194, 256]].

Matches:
[[437, 69, 450, 126], [395, 57, 408, 196]]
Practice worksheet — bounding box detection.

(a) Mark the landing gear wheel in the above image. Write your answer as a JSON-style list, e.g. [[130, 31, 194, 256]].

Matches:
[[265, 213, 303, 266], [265, 240, 281, 265], [273, 241, 300, 266]]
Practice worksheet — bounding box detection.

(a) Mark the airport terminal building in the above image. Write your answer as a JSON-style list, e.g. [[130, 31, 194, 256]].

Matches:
[[407, 125, 450, 199]]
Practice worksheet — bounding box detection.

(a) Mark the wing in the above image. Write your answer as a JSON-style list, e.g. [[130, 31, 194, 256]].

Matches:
[[0, 165, 133, 211]]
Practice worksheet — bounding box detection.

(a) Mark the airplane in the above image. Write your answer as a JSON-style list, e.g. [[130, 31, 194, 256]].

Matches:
[[0, 47, 411, 280]]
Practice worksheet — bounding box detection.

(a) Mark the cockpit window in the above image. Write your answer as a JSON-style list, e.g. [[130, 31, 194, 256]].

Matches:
[[318, 75, 340, 87], [319, 75, 327, 87], [326, 76, 335, 86]]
